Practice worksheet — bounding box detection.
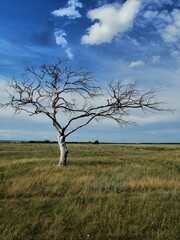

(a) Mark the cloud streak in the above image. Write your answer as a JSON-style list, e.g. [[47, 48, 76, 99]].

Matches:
[[160, 9, 180, 43], [51, 1, 83, 59], [54, 30, 74, 59], [81, 0, 141, 45], [128, 60, 145, 67], [51, 0, 83, 19], [143, 7, 180, 44]]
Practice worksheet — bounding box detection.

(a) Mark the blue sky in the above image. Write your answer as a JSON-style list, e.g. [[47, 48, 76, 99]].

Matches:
[[0, 0, 180, 142]]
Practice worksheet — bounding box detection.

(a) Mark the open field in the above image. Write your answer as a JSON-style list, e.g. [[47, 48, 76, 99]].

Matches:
[[0, 142, 180, 240]]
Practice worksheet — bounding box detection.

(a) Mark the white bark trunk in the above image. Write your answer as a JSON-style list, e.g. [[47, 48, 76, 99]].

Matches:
[[57, 135, 68, 166]]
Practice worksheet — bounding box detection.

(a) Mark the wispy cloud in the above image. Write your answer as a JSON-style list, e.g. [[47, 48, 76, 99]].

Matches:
[[54, 31, 67, 47], [54, 30, 74, 59], [142, 0, 174, 8], [143, 7, 180, 44], [143, 10, 159, 19], [51, 1, 83, 59], [65, 48, 74, 59], [97, 0, 108, 7], [51, 0, 83, 19], [160, 9, 180, 43], [128, 60, 145, 68], [151, 55, 161, 64], [141, 5, 180, 60], [170, 46, 180, 58], [81, 0, 141, 45]]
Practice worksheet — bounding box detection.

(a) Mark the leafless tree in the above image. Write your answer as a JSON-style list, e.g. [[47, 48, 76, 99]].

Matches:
[[0, 60, 170, 166]]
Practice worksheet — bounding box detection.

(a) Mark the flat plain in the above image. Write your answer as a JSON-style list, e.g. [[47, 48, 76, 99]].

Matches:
[[0, 142, 180, 240]]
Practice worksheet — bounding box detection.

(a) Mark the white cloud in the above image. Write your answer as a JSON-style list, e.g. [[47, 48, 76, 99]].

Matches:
[[151, 55, 161, 63], [51, 0, 83, 19], [54, 31, 67, 47], [81, 0, 141, 45], [51, 1, 81, 59], [160, 9, 180, 43], [144, 10, 158, 20], [54, 31, 74, 59], [158, 10, 172, 24], [128, 60, 145, 67], [170, 47, 180, 58], [142, 7, 180, 58], [66, 48, 74, 59]]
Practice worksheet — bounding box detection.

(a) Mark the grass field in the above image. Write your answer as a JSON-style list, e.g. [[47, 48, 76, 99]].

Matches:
[[0, 142, 180, 240]]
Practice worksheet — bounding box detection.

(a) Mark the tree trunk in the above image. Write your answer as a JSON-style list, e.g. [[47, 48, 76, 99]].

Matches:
[[57, 134, 68, 166]]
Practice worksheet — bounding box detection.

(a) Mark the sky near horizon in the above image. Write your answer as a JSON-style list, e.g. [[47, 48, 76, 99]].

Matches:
[[0, 0, 180, 143]]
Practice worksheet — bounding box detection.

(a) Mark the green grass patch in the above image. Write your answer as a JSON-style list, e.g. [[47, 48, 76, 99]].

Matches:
[[0, 143, 180, 239]]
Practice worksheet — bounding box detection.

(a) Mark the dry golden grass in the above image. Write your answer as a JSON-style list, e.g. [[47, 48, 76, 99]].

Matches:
[[0, 143, 180, 239]]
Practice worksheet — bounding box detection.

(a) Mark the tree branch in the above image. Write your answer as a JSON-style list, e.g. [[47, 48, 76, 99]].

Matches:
[[0, 60, 172, 140]]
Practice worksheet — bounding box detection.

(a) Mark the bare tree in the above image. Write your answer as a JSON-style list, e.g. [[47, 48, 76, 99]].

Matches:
[[0, 60, 169, 166]]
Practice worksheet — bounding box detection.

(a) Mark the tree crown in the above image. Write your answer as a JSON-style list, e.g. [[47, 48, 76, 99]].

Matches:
[[1, 60, 171, 137]]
